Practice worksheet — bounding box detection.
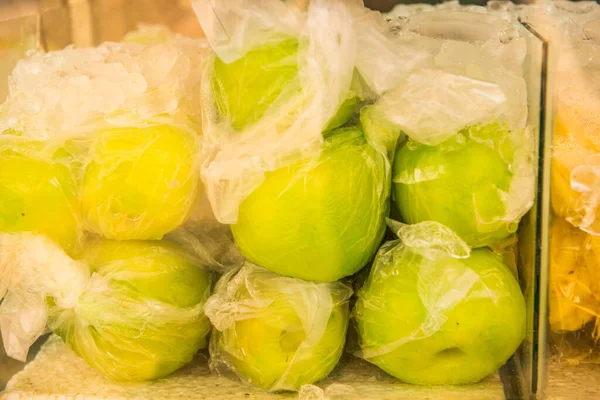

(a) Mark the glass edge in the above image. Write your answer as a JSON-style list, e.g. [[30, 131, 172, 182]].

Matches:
[[519, 19, 553, 400]]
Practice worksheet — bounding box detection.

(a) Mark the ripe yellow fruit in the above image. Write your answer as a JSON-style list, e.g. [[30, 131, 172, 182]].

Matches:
[[549, 217, 599, 332], [206, 265, 352, 391], [52, 239, 213, 381], [551, 105, 600, 233], [0, 140, 81, 254], [83, 124, 200, 240]]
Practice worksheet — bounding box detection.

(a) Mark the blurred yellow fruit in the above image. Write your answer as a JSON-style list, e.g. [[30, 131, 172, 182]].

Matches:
[[0, 140, 81, 254], [83, 124, 200, 240], [551, 103, 600, 234], [549, 217, 599, 332]]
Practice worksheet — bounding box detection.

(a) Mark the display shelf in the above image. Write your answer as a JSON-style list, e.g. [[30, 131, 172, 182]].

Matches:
[[1, 335, 504, 400], [545, 360, 600, 400]]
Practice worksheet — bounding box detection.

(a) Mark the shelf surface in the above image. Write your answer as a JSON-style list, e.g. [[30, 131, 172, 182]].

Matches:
[[1, 335, 505, 400]]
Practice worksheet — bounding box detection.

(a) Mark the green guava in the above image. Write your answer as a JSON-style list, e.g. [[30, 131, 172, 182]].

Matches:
[[393, 123, 520, 247], [51, 239, 212, 381], [208, 265, 351, 391], [212, 38, 357, 131], [0, 140, 81, 254], [231, 126, 388, 282], [82, 124, 199, 240], [353, 243, 526, 385]]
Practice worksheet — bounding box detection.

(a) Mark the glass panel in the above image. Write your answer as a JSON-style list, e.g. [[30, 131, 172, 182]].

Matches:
[[515, 20, 552, 400]]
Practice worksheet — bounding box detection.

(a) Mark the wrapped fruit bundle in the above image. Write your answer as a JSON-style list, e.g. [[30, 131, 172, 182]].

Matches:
[[190, 0, 534, 391], [0, 34, 226, 380], [349, 8, 534, 385], [189, 0, 424, 391], [523, 0, 600, 362], [0, 38, 208, 249], [190, 0, 426, 284], [353, 221, 526, 385], [205, 264, 352, 391], [366, 10, 535, 249], [0, 234, 213, 381]]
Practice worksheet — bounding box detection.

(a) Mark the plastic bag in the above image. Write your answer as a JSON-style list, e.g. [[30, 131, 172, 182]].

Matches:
[[352, 220, 526, 385], [365, 10, 527, 147], [0, 38, 209, 245], [0, 135, 82, 254], [191, 0, 426, 224], [205, 263, 352, 392], [359, 10, 535, 249], [0, 233, 212, 381], [392, 122, 535, 248]]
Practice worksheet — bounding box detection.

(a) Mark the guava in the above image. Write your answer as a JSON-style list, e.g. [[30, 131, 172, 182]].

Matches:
[[212, 38, 357, 131], [353, 243, 526, 385], [231, 126, 388, 282], [392, 123, 520, 247], [206, 265, 351, 391], [82, 124, 199, 240], [51, 239, 212, 381], [0, 140, 81, 254]]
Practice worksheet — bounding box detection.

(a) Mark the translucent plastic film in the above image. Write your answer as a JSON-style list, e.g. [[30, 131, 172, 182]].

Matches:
[[0, 233, 213, 381], [191, 0, 425, 224], [392, 122, 535, 248], [0, 38, 209, 245], [205, 263, 352, 392], [369, 10, 537, 249], [368, 10, 528, 146], [0, 39, 208, 140], [352, 221, 526, 385]]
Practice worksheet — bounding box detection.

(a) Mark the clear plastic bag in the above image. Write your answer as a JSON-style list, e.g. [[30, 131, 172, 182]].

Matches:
[[205, 263, 352, 392], [392, 122, 535, 248], [191, 0, 426, 224], [367, 10, 527, 146], [0, 233, 213, 381], [0, 37, 209, 246], [352, 221, 526, 385], [363, 10, 535, 249]]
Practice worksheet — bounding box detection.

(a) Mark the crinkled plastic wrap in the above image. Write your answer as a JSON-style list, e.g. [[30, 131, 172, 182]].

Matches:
[[386, 0, 489, 19], [190, 0, 425, 224], [0, 37, 209, 246], [365, 10, 535, 248], [393, 122, 535, 248], [190, 0, 426, 282], [230, 126, 389, 282], [0, 136, 82, 254], [0, 233, 212, 381], [204, 263, 352, 392], [352, 221, 526, 385], [523, 0, 600, 362], [370, 10, 528, 146]]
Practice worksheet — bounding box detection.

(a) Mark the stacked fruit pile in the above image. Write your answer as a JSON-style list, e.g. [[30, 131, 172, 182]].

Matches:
[[0, 39, 217, 381], [0, 0, 535, 393]]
